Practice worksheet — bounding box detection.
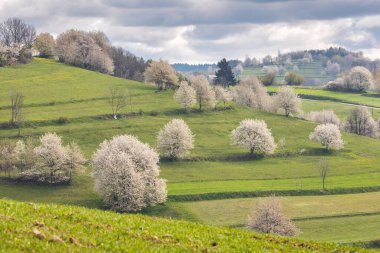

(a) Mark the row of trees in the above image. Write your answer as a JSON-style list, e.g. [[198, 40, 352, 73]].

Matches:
[[0, 17, 148, 82], [173, 75, 303, 118], [144, 58, 238, 91], [325, 66, 374, 92], [305, 107, 380, 139], [155, 116, 343, 163], [0, 133, 85, 184], [56, 30, 114, 74], [233, 78, 301, 117], [39, 29, 148, 81]]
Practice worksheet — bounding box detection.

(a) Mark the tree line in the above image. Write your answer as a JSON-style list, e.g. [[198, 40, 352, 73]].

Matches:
[[0, 17, 147, 82]]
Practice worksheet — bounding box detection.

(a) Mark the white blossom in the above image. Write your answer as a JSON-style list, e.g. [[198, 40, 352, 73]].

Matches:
[[305, 110, 341, 127], [92, 135, 167, 212], [144, 60, 178, 90], [34, 132, 69, 183], [174, 81, 196, 111], [247, 197, 299, 237], [231, 119, 276, 155], [309, 124, 344, 150], [157, 119, 194, 159], [273, 86, 302, 117], [214, 86, 232, 109], [345, 107, 378, 137], [234, 76, 270, 110], [190, 75, 216, 110]]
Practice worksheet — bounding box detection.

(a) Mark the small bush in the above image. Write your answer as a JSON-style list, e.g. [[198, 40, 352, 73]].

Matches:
[[284, 72, 304, 86], [149, 111, 159, 116], [56, 117, 70, 124], [260, 72, 277, 86]]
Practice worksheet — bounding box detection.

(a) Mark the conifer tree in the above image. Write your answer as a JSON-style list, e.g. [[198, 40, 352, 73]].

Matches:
[[214, 58, 236, 87]]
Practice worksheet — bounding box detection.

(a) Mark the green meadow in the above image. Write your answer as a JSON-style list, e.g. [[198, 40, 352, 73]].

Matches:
[[1, 58, 380, 247]]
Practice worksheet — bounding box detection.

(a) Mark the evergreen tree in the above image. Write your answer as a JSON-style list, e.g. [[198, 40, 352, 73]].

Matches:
[[214, 58, 236, 87]]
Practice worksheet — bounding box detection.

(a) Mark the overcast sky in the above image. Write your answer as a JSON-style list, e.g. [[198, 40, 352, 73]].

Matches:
[[1, 0, 380, 63]]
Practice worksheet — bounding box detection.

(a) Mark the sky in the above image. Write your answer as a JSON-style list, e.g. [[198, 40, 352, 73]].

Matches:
[[1, 0, 380, 63]]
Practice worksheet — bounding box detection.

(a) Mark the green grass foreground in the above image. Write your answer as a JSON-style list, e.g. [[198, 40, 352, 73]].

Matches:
[[0, 199, 366, 252]]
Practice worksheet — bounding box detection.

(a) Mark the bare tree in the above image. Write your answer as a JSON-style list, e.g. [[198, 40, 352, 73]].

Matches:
[[0, 17, 36, 47], [126, 87, 133, 111], [107, 86, 127, 119], [318, 158, 329, 193], [9, 90, 24, 135]]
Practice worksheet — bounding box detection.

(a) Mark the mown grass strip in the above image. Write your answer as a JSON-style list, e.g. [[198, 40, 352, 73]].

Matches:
[[168, 186, 380, 201]]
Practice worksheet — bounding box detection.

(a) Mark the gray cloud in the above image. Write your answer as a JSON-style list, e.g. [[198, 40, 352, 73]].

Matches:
[[0, 0, 379, 62]]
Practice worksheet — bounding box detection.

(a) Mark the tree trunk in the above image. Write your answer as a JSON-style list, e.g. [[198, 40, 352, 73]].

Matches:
[[322, 177, 325, 192]]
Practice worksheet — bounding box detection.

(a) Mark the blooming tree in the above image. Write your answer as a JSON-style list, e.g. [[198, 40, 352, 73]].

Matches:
[[325, 66, 373, 92], [34, 33, 55, 58], [190, 75, 216, 110], [309, 124, 344, 151], [144, 60, 178, 90], [247, 196, 299, 237], [56, 29, 114, 74], [305, 110, 341, 127], [65, 142, 86, 178], [345, 107, 378, 137], [214, 86, 232, 109], [17, 133, 85, 183], [13, 139, 36, 172], [174, 81, 196, 111], [234, 76, 270, 110], [157, 119, 194, 159], [92, 135, 167, 212], [33, 132, 69, 183], [0, 140, 17, 177], [345, 66, 374, 91], [231, 119, 276, 155], [274, 86, 302, 117]]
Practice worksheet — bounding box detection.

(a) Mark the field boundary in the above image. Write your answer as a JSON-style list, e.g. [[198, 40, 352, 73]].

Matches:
[[168, 186, 380, 202]]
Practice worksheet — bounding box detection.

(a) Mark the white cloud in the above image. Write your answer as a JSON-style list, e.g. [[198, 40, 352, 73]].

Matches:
[[0, 0, 380, 62]]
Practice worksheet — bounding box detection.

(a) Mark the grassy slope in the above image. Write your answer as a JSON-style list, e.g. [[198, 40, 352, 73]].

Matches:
[[0, 200, 364, 253], [241, 60, 337, 84], [1, 59, 380, 246], [267, 86, 380, 109], [302, 100, 380, 119], [1, 59, 380, 198], [172, 192, 380, 243]]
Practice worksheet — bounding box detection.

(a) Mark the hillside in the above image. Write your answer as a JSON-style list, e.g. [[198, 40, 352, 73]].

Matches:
[[241, 59, 337, 86], [1, 58, 380, 247], [0, 199, 365, 252]]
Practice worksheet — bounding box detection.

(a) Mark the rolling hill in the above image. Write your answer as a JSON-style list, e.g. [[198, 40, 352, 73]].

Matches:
[[0, 199, 365, 252], [1, 58, 380, 248]]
